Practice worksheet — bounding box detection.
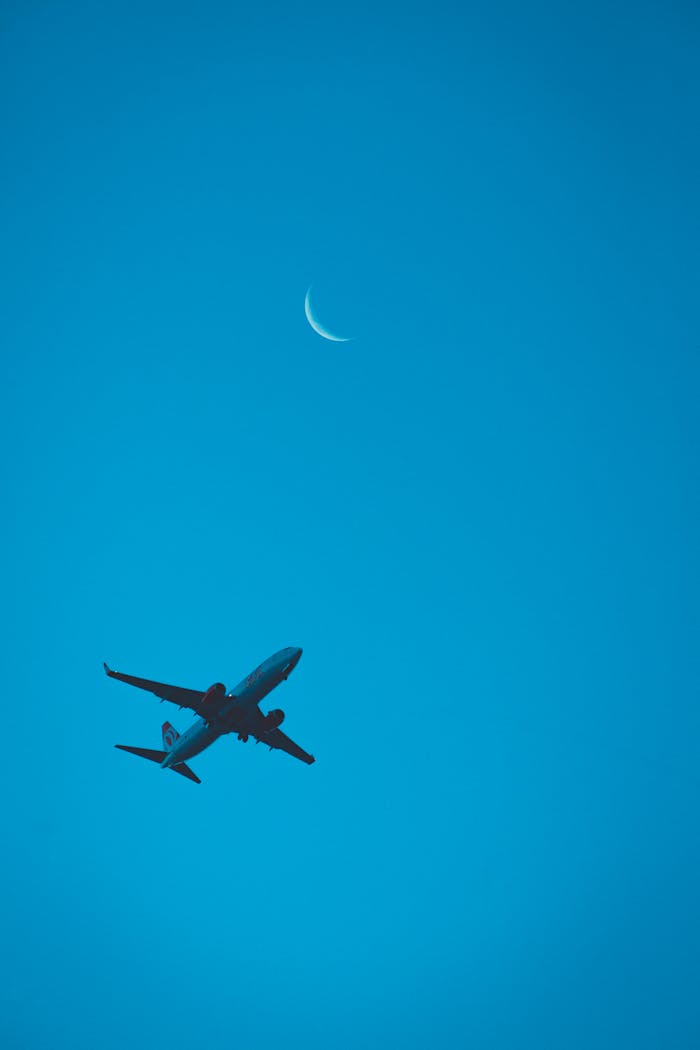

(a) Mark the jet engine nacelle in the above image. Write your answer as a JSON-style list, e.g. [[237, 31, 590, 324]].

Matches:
[[262, 708, 285, 733], [198, 682, 226, 720]]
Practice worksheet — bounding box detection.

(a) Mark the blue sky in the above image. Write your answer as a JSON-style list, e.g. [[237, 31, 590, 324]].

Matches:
[[2, 2, 698, 1047]]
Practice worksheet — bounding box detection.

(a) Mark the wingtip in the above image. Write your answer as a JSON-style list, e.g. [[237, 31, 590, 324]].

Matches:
[[103, 661, 113, 676]]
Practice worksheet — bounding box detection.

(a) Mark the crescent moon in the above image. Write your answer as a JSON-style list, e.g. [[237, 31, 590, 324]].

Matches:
[[304, 286, 352, 342]]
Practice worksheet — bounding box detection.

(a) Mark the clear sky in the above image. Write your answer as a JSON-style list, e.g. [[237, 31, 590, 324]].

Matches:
[[2, 2, 698, 1047]]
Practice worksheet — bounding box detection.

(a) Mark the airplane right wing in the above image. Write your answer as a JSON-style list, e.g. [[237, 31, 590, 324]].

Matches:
[[258, 727, 315, 765], [104, 663, 205, 712]]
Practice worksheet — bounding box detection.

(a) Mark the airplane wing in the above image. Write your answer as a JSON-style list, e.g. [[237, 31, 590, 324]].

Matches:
[[257, 727, 315, 765], [104, 663, 205, 712]]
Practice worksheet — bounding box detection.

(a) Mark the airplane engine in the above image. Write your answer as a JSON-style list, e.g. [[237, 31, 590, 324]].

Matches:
[[262, 708, 285, 732], [198, 682, 226, 720]]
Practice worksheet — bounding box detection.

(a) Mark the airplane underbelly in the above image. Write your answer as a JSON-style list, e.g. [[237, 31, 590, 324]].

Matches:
[[232, 669, 280, 707], [174, 725, 218, 762]]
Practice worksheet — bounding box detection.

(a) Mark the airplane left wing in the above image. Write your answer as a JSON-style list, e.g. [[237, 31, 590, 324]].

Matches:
[[257, 727, 315, 765], [104, 663, 205, 711]]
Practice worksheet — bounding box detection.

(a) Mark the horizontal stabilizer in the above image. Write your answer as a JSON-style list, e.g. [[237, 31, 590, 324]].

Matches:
[[115, 744, 165, 763], [172, 762, 201, 784], [115, 745, 201, 784]]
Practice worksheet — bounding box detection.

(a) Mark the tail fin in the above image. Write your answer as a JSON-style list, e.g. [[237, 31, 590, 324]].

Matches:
[[162, 722, 179, 750], [115, 744, 201, 784]]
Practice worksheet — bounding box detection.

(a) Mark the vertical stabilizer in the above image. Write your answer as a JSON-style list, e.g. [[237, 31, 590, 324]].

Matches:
[[162, 722, 179, 750]]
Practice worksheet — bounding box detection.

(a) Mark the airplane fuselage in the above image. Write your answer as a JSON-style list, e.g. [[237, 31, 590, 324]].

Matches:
[[160, 646, 302, 769]]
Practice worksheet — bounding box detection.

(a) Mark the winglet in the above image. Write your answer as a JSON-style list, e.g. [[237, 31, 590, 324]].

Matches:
[[104, 662, 114, 677]]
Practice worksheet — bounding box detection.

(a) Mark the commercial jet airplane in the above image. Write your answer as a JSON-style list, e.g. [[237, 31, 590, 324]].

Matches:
[[105, 646, 314, 784]]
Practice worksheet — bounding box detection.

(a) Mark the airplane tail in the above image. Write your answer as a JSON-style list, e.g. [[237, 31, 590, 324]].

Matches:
[[162, 721, 179, 750], [114, 744, 201, 784]]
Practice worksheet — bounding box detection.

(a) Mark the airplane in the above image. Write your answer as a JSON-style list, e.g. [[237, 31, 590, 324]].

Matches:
[[105, 646, 314, 784]]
